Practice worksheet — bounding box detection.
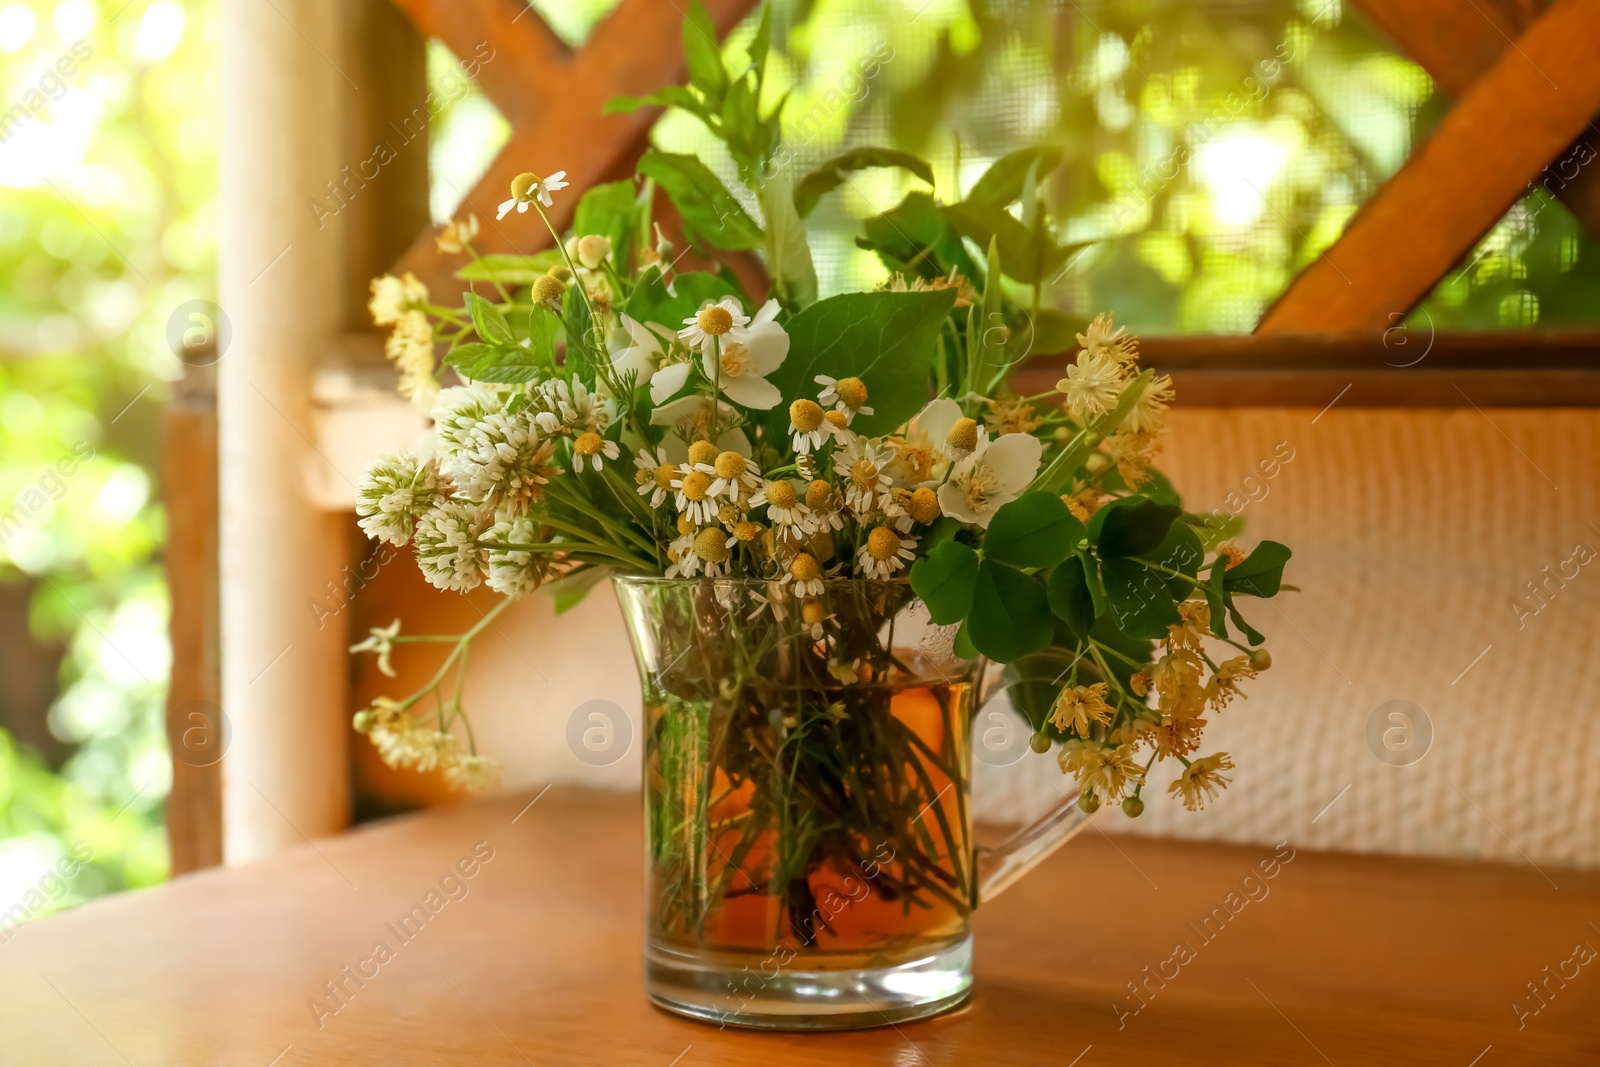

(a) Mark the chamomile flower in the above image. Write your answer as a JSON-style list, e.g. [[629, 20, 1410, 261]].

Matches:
[[821, 409, 856, 447], [858, 526, 917, 580], [572, 431, 619, 472], [664, 531, 696, 578], [672, 466, 720, 526], [689, 526, 735, 577], [707, 450, 761, 501], [800, 599, 835, 641], [435, 214, 480, 255], [784, 552, 825, 598], [911, 397, 984, 464], [815, 375, 873, 419], [634, 447, 678, 508], [838, 437, 895, 518], [678, 297, 749, 357], [805, 480, 844, 531], [497, 169, 568, 219], [787, 399, 828, 454], [752, 479, 812, 538]]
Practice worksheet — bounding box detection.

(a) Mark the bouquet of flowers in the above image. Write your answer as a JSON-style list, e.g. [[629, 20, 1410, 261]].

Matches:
[[350, 2, 1291, 822]]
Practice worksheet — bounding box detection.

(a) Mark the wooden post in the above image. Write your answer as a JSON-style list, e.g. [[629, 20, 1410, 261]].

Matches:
[[217, 0, 352, 861]]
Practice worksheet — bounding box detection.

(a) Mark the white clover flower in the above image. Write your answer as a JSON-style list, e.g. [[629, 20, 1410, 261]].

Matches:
[[356, 449, 443, 546], [498, 170, 568, 219], [412, 502, 487, 591], [431, 385, 504, 460], [349, 619, 401, 677], [485, 513, 547, 597], [526, 376, 611, 437], [937, 433, 1044, 529], [450, 411, 559, 516]]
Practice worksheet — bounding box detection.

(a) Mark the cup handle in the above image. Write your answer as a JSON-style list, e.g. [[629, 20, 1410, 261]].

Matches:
[[970, 662, 1094, 904]]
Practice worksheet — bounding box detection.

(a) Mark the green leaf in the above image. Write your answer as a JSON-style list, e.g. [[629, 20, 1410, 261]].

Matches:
[[637, 151, 763, 251], [1046, 555, 1098, 640], [765, 290, 956, 437], [1144, 518, 1204, 597], [1203, 558, 1229, 639], [953, 621, 979, 660], [984, 492, 1084, 569], [546, 566, 607, 614], [623, 269, 742, 332], [456, 252, 564, 285], [909, 541, 980, 625], [941, 200, 1080, 285], [465, 292, 514, 346], [603, 84, 706, 117], [1226, 596, 1266, 645], [748, 3, 772, 81], [562, 285, 598, 386], [758, 172, 818, 308], [1077, 548, 1107, 619], [1225, 540, 1293, 598], [682, 0, 727, 104], [966, 560, 1053, 663], [444, 342, 542, 384], [794, 147, 935, 218], [1100, 558, 1182, 641], [574, 180, 639, 265], [522, 304, 562, 365], [1090, 497, 1182, 557], [856, 191, 980, 280], [965, 146, 1064, 208]]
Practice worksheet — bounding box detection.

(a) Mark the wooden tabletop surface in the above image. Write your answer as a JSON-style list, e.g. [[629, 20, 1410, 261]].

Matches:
[[3, 788, 1598, 1066]]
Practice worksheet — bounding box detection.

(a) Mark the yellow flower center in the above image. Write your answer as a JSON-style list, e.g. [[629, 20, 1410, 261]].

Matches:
[[733, 521, 760, 542], [719, 344, 751, 377], [850, 459, 879, 490], [791, 553, 821, 582], [834, 376, 868, 410], [653, 464, 677, 490], [962, 464, 995, 512], [693, 528, 730, 562], [574, 432, 603, 456], [676, 514, 696, 536], [531, 274, 564, 304], [680, 470, 712, 502], [765, 480, 797, 508], [866, 527, 900, 561], [947, 417, 979, 454], [802, 601, 827, 625], [697, 305, 734, 336], [805, 480, 833, 510], [789, 399, 824, 432], [717, 503, 740, 524], [714, 451, 746, 479], [687, 440, 719, 466], [910, 487, 940, 524], [510, 171, 538, 200], [824, 410, 849, 431]]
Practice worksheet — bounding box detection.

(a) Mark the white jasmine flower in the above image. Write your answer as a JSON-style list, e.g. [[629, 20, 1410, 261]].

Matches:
[[858, 526, 917, 581], [485, 514, 548, 597], [450, 411, 560, 516], [701, 298, 788, 409], [412, 502, 487, 591], [349, 619, 402, 677], [678, 297, 749, 357], [572, 431, 620, 472], [498, 170, 568, 219], [1057, 347, 1126, 423], [937, 433, 1043, 528], [634, 447, 678, 508], [912, 396, 986, 463], [611, 314, 669, 385], [356, 449, 443, 546], [650, 395, 751, 457]]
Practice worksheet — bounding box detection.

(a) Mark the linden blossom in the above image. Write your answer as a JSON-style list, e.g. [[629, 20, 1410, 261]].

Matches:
[[305, 842, 496, 1031]]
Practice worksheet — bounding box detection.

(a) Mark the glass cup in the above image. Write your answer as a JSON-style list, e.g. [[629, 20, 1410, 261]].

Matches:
[[613, 576, 1091, 1030]]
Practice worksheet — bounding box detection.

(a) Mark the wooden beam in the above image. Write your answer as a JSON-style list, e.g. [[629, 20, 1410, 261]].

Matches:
[[1258, 0, 1600, 334], [1347, 0, 1600, 241], [1008, 331, 1600, 407], [387, 0, 760, 294]]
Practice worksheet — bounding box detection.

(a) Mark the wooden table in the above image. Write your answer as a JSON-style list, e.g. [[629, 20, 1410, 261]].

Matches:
[[4, 789, 1598, 1065]]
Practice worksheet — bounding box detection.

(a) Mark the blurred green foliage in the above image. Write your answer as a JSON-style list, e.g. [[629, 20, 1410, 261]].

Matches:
[[0, 0, 214, 917]]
